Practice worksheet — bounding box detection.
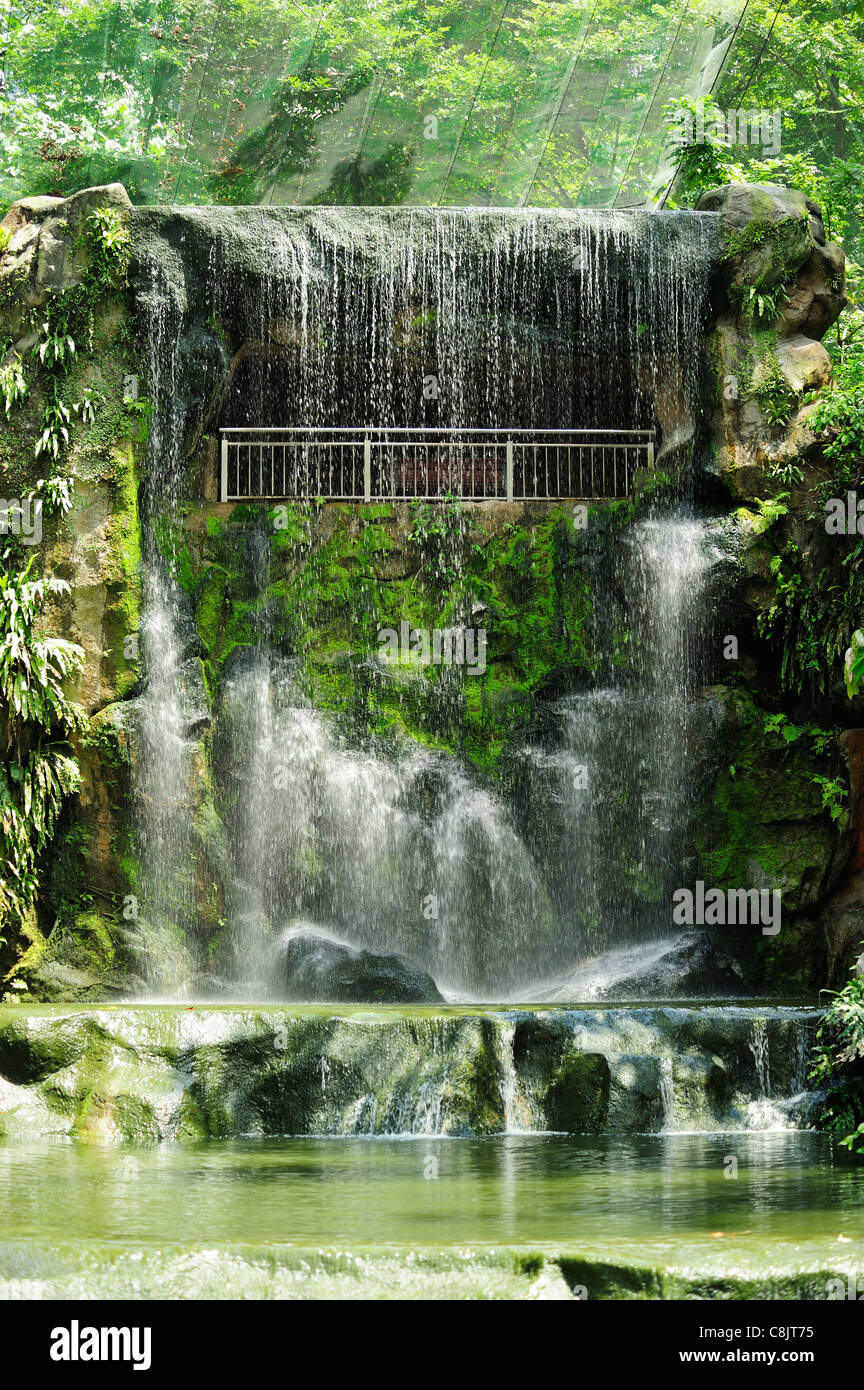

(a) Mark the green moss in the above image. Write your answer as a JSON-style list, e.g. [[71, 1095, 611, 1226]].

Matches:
[[695, 689, 841, 974], [545, 1052, 610, 1132], [64, 911, 117, 970], [179, 500, 635, 777]]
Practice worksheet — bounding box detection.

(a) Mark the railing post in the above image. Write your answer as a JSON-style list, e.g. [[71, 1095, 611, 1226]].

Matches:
[[220, 435, 228, 502], [647, 438, 655, 471], [505, 437, 513, 502], [363, 436, 372, 501]]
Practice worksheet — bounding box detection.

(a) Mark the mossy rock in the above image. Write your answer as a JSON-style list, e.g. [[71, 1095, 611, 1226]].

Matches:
[[544, 1052, 611, 1132]]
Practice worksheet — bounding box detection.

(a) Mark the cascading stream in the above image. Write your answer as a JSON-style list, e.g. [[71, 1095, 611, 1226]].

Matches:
[[131, 256, 202, 988], [128, 206, 724, 999], [213, 509, 728, 1000], [514, 511, 729, 990], [217, 655, 553, 996]]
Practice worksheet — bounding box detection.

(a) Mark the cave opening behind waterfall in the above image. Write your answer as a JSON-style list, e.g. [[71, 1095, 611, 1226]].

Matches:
[[129, 205, 732, 1001]]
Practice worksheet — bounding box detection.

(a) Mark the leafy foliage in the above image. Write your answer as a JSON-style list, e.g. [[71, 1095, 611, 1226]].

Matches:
[[0, 0, 754, 212], [713, 0, 864, 260], [751, 326, 864, 697], [0, 193, 133, 943], [34, 396, 72, 461], [757, 539, 862, 697], [750, 353, 795, 426], [735, 283, 791, 327], [0, 355, 27, 415], [85, 208, 130, 287], [661, 95, 737, 204], [810, 974, 864, 1154], [810, 315, 864, 473], [35, 475, 74, 517], [34, 313, 76, 368], [739, 493, 789, 535], [845, 628, 864, 698], [811, 773, 850, 828], [0, 558, 85, 931]]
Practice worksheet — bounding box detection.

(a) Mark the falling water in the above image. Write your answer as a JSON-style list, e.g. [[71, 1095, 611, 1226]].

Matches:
[[131, 206, 718, 440], [494, 1022, 523, 1134], [128, 205, 724, 999], [130, 256, 203, 988], [659, 1057, 676, 1130], [513, 512, 727, 983], [750, 1018, 772, 1098], [215, 506, 725, 999], [216, 653, 553, 996]]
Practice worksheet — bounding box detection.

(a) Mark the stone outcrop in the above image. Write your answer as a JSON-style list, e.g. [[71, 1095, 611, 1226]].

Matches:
[[697, 182, 846, 502], [0, 186, 142, 997], [279, 927, 443, 1003], [1, 185, 140, 715], [0, 1002, 817, 1140], [594, 932, 745, 999]]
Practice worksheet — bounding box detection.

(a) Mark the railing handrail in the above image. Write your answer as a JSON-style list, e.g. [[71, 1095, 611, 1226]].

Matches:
[[218, 427, 655, 503], [219, 426, 655, 437]]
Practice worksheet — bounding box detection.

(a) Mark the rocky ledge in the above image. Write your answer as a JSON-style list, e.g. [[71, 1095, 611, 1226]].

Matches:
[[0, 1003, 817, 1141]]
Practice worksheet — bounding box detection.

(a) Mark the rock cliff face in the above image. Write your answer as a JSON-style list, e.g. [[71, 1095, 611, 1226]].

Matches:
[[697, 182, 846, 500], [0, 182, 861, 1001], [693, 184, 863, 984], [1, 185, 143, 999]]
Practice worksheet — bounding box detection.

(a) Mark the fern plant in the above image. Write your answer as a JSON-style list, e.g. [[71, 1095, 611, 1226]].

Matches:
[[0, 556, 85, 929], [738, 283, 791, 325], [0, 355, 27, 415], [34, 396, 71, 461], [87, 207, 130, 267], [33, 310, 76, 368], [35, 475, 73, 516], [810, 974, 864, 1154], [739, 493, 790, 535]]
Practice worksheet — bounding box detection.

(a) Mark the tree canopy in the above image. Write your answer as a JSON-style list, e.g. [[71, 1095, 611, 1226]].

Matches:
[[1, 0, 744, 209]]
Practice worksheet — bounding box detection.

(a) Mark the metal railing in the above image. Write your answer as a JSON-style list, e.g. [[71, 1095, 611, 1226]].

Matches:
[[218, 427, 655, 502]]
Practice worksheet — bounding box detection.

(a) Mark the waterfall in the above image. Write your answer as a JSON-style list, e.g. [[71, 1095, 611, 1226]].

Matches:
[[214, 511, 725, 999], [130, 205, 719, 440], [494, 1021, 523, 1134], [216, 653, 553, 997], [659, 1057, 676, 1130], [131, 255, 202, 989], [750, 1018, 772, 1098], [128, 205, 724, 999], [513, 511, 727, 987]]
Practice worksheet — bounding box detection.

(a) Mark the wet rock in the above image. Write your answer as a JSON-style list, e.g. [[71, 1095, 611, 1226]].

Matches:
[[279, 928, 443, 1003], [597, 932, 745, 999], [22, 957, 129, 1004], [0, 1002, 820, 1141], [177, 657, 210, 733], [820, 870, 864, 988], [544, 1052, 610, 1131]]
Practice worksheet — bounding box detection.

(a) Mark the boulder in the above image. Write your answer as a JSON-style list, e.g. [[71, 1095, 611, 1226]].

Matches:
[[783, 242, 846, 339], [775, 333, 832, 395], [279, 927, 443, 1003], [0, 183, 133, 333], [596, 932, 745, 999], [697, 183, 846, 502], [698, 181, 816, 232]]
